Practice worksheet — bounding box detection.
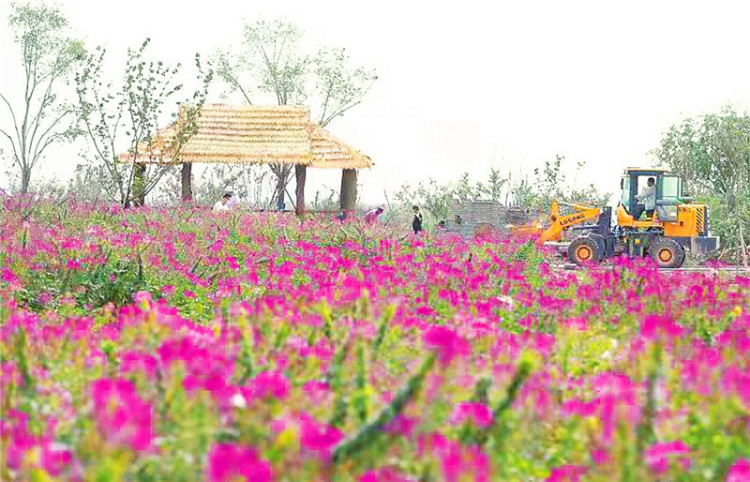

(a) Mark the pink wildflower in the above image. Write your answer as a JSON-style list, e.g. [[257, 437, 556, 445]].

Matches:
[[563, 317, 588, 331], [133, 291, 152, 304], [206, 443, 272, 482], [302, 380, 331, 404], [727, 459, 750, 482], [1, 267, 16, 283], [644, 440, 691, 475], [249, 371, 290, 400], [561, 398, 598, 418], [449, 402, 494, 428], [119, 350, 158, 380], [382, 415, 418, 438], [422, 326, 470, 365], [640, 314, 686, 341], [547, 465, 588, 482], [591, 449, 610, 466], [0, 410, 73, 476], [90, 378, 154, 451], [299, 413, 344, 457], [360, 467, 414, 482]]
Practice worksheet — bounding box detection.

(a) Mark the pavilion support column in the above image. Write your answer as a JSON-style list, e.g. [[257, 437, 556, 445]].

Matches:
[[340, 168, 357, 212], [295, 165, 306, 215], [133, 162, 147, 207], [181, 162, 193, 202]]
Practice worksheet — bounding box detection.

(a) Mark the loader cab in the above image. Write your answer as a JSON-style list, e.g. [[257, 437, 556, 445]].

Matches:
[[619, 168, 685, 221]]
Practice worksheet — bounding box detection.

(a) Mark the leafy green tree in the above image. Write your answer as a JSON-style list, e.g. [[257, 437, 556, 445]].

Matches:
[[0, 2, 85, 193], [507, 173, 535, 208], [653, 105, 750, 265], [476, 167, 507, 202], [74, 39, 211, 207], [531, 156, 610, 211], [392, 178, 454, 226], [215, 19, 377, 211]]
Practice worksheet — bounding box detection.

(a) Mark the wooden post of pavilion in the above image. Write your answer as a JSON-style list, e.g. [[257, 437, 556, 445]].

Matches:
[[181, 162, 193, 202], [295, 165, 306, 214], [340, 169, 357, 211]]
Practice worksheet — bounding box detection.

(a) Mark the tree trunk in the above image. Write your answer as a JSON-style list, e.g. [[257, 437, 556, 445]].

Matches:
[[295, 165, 306, 215], [340, 169, 357, 212], [739, 220, 749, 268], [20, 167, 31, 195], [133, 163, 147, 207], [272, 165, 288, 210], [181, 162, 193, 202]]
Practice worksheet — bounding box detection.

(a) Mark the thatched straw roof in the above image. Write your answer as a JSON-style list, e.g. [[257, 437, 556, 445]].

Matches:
[[119, 104, 373, 170]]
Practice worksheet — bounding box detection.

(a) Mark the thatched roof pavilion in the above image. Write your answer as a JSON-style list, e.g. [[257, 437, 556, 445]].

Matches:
[[120, 104, 372, 212]]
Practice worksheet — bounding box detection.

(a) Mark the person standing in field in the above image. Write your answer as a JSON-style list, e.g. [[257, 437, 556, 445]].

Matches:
[[412, 205, 423, 234], [364, 206, 384, 225], [213, 192, 233, 212]]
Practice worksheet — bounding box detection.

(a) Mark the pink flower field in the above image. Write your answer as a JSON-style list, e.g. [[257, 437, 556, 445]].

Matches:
[[1, 198, 749, 481]]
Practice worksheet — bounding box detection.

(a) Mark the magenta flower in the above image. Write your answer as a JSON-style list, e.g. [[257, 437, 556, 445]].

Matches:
[[727, 459, 750, 482], [0, 410, 38, 470], [382, 415, 418, 438], [248, 370, 290, 401], [299, 413, 344, 457], [119, 350, 158, 380], [0, 410, 73, 476], [40, 440, 73, 478], [591, 449, 610, 466], [133, 291, 152, 304], [563, 317, 588, 331], [422, 326, 470, 365], [90, 378, 154, 452], [547, 465, 587, 482], [640, 314, 686, 341], [206, 443, 272, 482], [561, 398, 598, 418], [1, 267, 16, 283], [644, 440, 691, 475], [449, 402, 494, 428], [302, 380, 331, 404], [360, 467, 414, 482]]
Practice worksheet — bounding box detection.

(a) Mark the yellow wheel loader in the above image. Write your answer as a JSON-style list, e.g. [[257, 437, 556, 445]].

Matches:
[[511, 168, 720, 268]]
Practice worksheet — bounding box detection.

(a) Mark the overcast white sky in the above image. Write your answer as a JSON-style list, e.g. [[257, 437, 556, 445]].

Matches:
[[1, 0, 749, 205]]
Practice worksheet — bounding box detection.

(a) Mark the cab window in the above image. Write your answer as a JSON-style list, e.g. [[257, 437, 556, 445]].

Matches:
[[620, 177, 630, 205], [661, 176, 681, 200]]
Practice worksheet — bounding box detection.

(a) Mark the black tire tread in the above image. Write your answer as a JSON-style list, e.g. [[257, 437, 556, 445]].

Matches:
[[649, 237, 685, 269]]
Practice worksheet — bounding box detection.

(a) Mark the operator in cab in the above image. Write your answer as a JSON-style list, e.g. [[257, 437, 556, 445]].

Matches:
[[633, 177, 656, 220]]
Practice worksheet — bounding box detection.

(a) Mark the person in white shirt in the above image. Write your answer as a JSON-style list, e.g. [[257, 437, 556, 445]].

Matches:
[[633, 178, 656, 220], [213, 192, 232, 212]]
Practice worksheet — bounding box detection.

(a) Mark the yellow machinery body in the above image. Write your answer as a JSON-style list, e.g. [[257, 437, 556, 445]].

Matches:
[[509, 168, 719, 268]]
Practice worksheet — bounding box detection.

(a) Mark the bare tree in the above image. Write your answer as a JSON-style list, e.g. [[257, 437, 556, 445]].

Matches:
[[75, 39, 211, 207], [0, 2, 85, 193], [313, 47, 377, 128], [215, 18, 377, 212]]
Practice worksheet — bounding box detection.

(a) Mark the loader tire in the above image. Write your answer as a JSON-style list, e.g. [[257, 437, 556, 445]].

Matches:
[[649, 237, 685, 269], [568, 237, 601, 265]]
